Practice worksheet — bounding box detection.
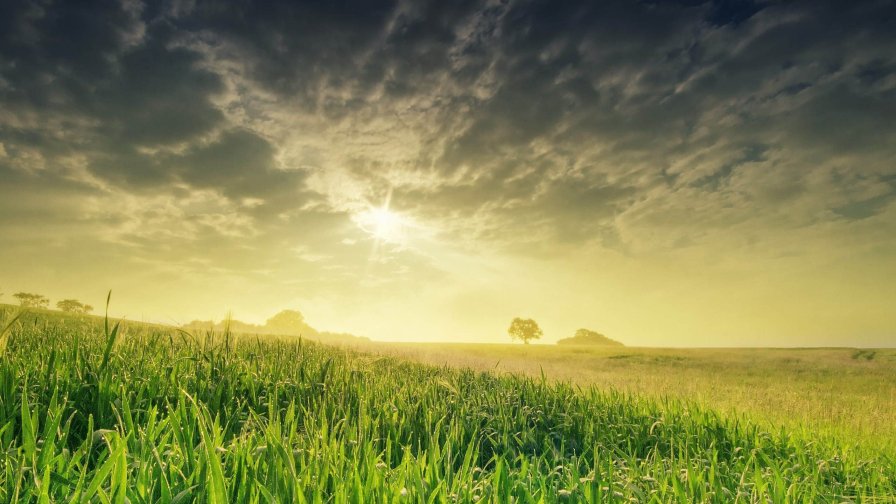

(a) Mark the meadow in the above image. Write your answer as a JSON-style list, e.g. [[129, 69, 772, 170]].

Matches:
[[0, 305, 894, 502], [375, 343, 896, 455]]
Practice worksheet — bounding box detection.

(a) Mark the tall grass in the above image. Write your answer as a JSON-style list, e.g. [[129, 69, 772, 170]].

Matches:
[[381, 342, 896, 454], [0, 307, 892, 502]]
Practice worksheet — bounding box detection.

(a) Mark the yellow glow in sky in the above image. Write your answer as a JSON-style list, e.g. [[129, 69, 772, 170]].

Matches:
[[356, 207, 407, 245], [1, 0, 894, 348]]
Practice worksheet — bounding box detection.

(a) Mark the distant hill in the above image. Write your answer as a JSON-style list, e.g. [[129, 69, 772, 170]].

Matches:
[[557, 328, 624, 346]]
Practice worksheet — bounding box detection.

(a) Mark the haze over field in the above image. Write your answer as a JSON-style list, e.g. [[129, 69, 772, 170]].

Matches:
[[1, 0, 895, 346]]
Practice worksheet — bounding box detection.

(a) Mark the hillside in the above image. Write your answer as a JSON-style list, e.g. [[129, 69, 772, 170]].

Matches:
[[0, 303, 369, 346], [0, 309, 893, 501], [557, 328, 624, 346], [374, 341, 896, 453]]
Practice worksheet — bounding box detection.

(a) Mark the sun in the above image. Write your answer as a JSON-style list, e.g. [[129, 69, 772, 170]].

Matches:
[[357, 206, 406, 244]]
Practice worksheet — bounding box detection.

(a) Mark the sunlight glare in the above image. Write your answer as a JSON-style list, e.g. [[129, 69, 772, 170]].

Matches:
[[357, 206, 406, 244]]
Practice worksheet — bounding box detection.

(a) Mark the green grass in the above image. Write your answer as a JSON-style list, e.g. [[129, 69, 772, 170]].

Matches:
[[374, 343, 896, 455], [0, 307, 893, 502]]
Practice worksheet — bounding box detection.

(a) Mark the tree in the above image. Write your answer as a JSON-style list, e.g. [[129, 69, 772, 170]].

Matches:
[[13, 292, 49, 309], [264, 310, 318, 337], [56, 299, 93, 314], [507, 317, 542, 344]]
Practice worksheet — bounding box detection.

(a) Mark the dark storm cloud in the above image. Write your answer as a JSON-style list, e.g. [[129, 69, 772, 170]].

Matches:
[[1, 0, 895, 257], [173, 0, 394, 95], [423, 0, 896, 247], [1, 1, 211, 183], [175, 128, 322, 216], [100, 32, 224, 147], [0, 0, 297, 202]]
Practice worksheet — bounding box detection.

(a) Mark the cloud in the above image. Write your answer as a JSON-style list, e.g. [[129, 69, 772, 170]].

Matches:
[[2, 0, 894, 248], [0, 0, 894, 343]]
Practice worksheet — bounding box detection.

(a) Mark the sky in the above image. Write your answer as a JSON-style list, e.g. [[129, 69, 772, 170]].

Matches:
[[0, 0, 894, 347]]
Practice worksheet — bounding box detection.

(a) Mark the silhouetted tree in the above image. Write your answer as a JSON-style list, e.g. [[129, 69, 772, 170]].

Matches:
[[508, 317, 542, 344], [13, 292, 49, 309], [264, 310, 317, 337], [56, 299, 93, 314]]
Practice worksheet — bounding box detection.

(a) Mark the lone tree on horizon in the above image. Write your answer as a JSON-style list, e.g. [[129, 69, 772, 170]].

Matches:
[[508, 317, 543, 344]]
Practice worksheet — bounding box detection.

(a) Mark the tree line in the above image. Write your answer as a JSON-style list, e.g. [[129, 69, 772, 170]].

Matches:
[[183, 309, 369, 345], [0, 288, 93, 314]]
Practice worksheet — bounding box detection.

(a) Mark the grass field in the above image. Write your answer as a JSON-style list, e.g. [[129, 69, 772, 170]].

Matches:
[[0, 306, 894, 502], [373, 343, 896, 455]]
